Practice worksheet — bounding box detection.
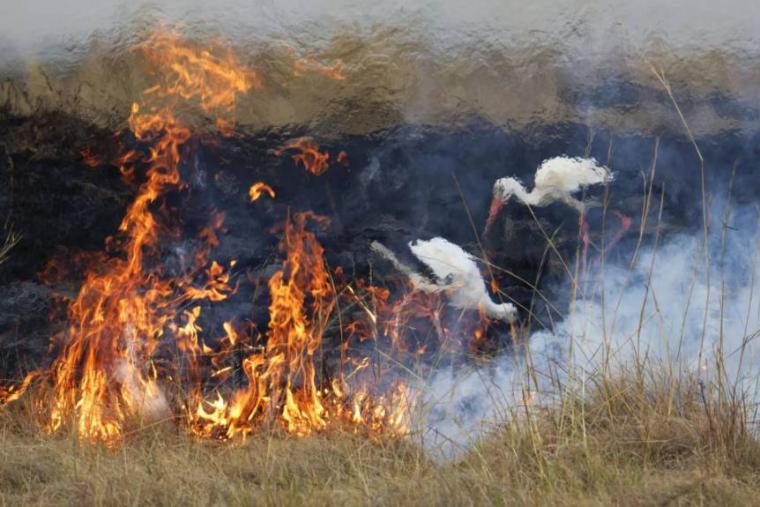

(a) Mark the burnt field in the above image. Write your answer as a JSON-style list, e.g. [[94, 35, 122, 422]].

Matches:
[[3, 108, 757, 369]]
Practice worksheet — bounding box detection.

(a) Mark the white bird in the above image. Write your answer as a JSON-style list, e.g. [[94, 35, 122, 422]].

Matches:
[[371, 237, 517, 322], [486, 156, 613, 231]]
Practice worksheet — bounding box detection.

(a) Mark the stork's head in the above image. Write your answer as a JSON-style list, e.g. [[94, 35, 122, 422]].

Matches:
[[485, 178, 515, 233]]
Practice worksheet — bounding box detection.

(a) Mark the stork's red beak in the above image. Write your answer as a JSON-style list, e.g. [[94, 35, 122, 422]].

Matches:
[[485, 196, 505, 233]]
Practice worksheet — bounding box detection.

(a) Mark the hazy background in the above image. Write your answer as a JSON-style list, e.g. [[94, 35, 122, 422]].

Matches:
[[2, 0, 760, 58], [2, 0, 759, 136]]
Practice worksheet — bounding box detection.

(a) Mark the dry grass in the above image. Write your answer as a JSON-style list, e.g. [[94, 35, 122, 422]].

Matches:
[[0, 224, 19, 266], [0, 371, 758, 507]]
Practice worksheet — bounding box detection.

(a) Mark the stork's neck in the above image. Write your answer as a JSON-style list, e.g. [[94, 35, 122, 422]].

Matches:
[[507, 179, 543, 206]]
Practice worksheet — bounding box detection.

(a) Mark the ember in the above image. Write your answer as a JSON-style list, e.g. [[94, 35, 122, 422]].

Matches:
[[249, 182, 276, 202]]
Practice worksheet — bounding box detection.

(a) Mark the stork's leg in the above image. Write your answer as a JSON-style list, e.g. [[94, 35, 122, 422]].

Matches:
[[610, 211, 632, 246], [580, 214, 590, 278], [593, 211, 632, 267], [560, 196, 592, 278]]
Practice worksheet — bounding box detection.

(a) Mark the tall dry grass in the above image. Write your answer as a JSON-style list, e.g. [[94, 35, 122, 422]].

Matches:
[[0, 223, 19, 266]]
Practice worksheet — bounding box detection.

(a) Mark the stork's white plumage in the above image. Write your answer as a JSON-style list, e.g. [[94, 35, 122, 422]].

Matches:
[[371, 237, 517, 322], [486, 156, 612, 230]]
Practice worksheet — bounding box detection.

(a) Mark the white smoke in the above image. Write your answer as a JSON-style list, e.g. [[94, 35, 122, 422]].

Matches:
[[115, 324, 171, 425], [114, 357, 171, 425], [418, 200, 760, 459]]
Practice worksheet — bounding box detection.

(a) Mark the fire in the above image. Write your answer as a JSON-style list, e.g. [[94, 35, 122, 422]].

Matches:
[[191, 212, 411, 438], [275, 137, 340, 176], [0, 371, 38, 405], [19, 31, 251, 445], [249, 182, 276, 202], [264, 212, 332, 434], [0, 30, 418, 445]]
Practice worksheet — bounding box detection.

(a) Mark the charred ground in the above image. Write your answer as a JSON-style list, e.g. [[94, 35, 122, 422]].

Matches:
[[1, 103, 758, 380]]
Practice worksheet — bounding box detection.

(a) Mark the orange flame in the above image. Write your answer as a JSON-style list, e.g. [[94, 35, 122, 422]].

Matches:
[[249, 182, 276, 202], [275, 138, 334, 176], [30, 31, 250, 445]]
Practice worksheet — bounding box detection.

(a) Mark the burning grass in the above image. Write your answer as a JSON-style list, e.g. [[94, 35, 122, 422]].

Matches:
[[0, 370, 758, 506]]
